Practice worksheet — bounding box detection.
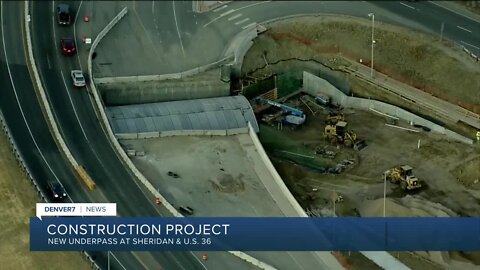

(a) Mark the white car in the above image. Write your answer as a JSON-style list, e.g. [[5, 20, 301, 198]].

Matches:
[[70, 70, 86, 87]]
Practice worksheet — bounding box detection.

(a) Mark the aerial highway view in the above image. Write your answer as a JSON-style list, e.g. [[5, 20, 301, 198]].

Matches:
[[0, 0, 479, 270]]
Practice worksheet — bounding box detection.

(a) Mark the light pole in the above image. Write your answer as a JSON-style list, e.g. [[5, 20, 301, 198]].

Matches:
[[368, 13, 375, 78], [383, 172, 386, 217]]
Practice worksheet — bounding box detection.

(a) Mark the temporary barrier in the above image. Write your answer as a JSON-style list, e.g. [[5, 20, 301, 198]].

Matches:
[[75, 165, 96, 191]]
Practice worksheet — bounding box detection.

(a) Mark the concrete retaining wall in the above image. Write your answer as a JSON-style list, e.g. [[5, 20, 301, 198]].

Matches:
[[95, 56, 234, 84], [115, 128, 249, 140], [96, 68, 230, 106], [88, 7, 277, 270], [223, 26, 258, 74], [247, 122, 346, 269], [24, 2, 99, 269], [303, 72, 473, 144]]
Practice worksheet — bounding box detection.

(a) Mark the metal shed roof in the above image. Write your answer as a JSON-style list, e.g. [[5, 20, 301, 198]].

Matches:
[[106, 96, 259, 134]]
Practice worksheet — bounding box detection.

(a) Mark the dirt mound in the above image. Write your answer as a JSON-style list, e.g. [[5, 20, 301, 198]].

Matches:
[[452, 156, 480, 189], [210, 173, 245, 193], [359, 195, 456, 217]]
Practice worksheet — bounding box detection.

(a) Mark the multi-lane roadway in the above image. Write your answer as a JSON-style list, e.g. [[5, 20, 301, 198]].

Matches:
[[91, 1, 480, 77], [1, 1, 258, 269]]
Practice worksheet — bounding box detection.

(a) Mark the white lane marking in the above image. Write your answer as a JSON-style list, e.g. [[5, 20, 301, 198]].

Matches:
[[172, 1, 185, 57], [73, 0, 83, 67], [59, 71, 91, 140], [428, 1, 480, 24], [235, 18, 250, 25], [457, 25, 472, 33], [399, 2, 415, 10], [2, 1, 69, 198], [203, 9, 234, 27], [228, 13, 242, 21], [213, 5, 228, 12], [152, 1, 155, 15], [242, 22, 256, 30], [46, 55, 52, 69], [220, 9, 235, 17], [235, 1, 271, 12], [189, 252, 208, 270], [461, 40, 480, 50], [52, 1, 57, 47], [204, 1, 270, 27], [109, 252, 127, 270]]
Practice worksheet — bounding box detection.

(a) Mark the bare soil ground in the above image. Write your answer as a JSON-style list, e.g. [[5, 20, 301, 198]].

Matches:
[[242, 16, 480, 114], [0, 132, 89, 270], [264, 104, 480, 268], [244, 15, 480, 269], [458, 1, 480, 15]]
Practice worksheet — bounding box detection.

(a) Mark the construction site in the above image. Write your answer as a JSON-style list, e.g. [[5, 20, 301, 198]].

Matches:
[[240, 15, 480, 269], [247, 80, 480, 268]]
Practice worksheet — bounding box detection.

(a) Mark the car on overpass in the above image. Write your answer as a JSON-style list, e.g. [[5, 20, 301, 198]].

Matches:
[[70, 70, 86, 87], [60, 37, 76, 56], [56, 4, 71, 25]]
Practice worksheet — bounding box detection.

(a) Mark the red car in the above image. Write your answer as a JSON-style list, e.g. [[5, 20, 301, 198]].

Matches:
[[60, 37, 76, 56]]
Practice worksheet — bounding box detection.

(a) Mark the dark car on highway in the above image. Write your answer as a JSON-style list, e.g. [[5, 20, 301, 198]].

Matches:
[[56, 4, 71, 25], [48, 181, 67, 200], [60, 37, 76, 56]]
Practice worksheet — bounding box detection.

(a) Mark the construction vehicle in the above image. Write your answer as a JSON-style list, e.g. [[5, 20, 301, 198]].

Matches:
[[256, 98, 306, 127], [325, 112, 345, 125], [324, 121, 367, 151], [315, 94, 330, 106], [383, 165, 422, 190]]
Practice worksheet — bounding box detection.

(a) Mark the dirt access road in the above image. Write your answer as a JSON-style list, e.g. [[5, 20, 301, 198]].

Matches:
[[0, 131, 89, 269]]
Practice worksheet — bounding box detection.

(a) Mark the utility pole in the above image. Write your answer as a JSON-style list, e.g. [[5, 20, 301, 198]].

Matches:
[[108, 251, 110, 270], [368, 13, 375, 78]]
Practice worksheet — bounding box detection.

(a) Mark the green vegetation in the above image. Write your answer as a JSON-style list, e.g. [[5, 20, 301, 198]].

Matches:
[[258, 124, 331, 170]]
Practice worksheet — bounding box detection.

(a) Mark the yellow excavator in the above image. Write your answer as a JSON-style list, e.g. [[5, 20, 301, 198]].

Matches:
[[325, 112, 345, 125], [324, 121, 367, 151], [383, 165, 422, 190]]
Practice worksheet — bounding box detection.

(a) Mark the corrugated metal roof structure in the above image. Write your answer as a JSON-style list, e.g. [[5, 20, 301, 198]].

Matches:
[[106, 96, 259, 134]]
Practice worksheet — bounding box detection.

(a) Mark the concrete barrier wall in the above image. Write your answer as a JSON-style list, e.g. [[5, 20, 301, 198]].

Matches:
[[24, 2, 79, 168], [137, 132, 160, 139], [247, 122, 348, 269], [87, 8, 277, 270], [24, 2, 100, 268], [247, 122, 308, 217], [227, 127, 249, 135], [116, 128, 249, 140], [303, 72, 473, 144], [223, 26, 258, 73], [116, 133, 138, 140], [94, 56, 234, 85], [97, 71, 230, 106]]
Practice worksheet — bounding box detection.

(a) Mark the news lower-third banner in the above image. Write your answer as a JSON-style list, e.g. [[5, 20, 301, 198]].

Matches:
[[30, 217, 480, 251]]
